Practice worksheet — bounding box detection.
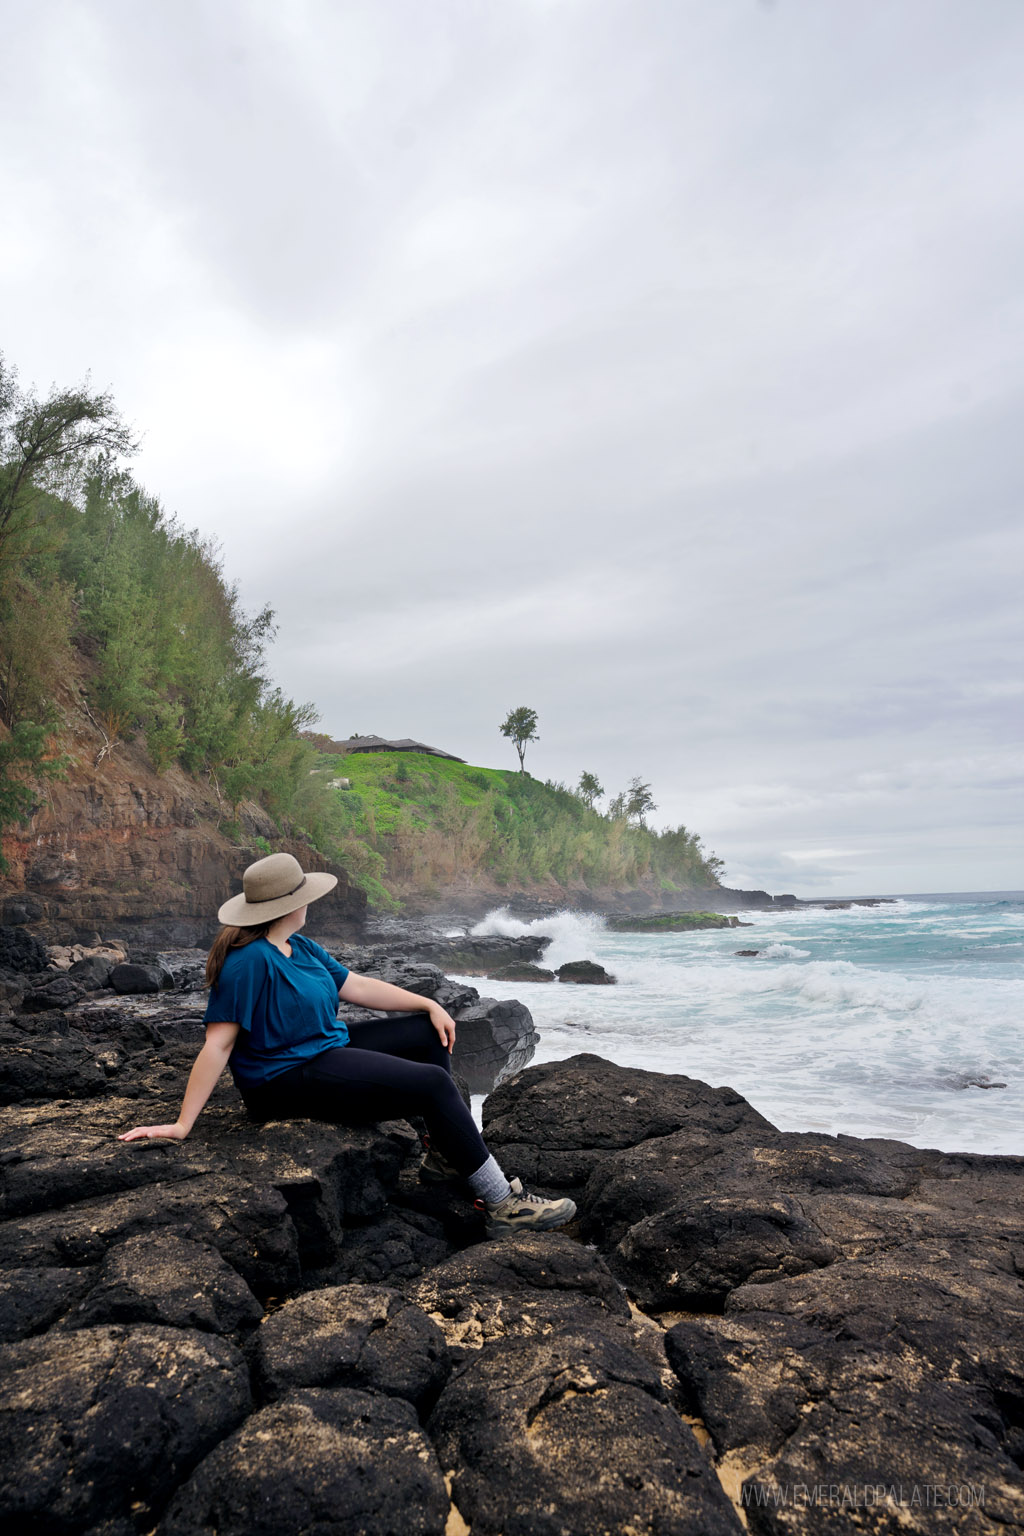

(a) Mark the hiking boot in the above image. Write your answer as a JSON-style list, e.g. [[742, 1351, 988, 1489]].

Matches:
[[418, 1145, 463, 1184], [484, 1177, 577, 1238]]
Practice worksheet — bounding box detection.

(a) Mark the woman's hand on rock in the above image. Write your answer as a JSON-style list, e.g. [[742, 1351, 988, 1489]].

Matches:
[[118, 1123, 188, 1142], [429, 1004, 456, 1053]]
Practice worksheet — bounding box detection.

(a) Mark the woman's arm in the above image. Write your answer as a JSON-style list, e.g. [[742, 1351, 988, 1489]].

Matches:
[[117, 1022, 241, 1141], [339, 972, 456, 1052]]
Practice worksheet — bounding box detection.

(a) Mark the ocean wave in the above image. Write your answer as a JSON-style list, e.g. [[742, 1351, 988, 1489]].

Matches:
[[471, 906, 608, 969], [763, 942, 812, 959]]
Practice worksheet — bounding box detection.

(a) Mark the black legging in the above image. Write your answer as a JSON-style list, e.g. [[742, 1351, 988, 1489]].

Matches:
[[236, 1012, 489, 1175]]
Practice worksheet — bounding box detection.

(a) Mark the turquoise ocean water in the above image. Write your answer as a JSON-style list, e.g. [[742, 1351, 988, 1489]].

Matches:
[[456, 893, 1024, 1156]]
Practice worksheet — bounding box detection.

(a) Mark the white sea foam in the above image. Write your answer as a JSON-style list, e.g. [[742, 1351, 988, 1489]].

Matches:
[[460, 896, 1024, 1155], [471, 906, 607, 970]]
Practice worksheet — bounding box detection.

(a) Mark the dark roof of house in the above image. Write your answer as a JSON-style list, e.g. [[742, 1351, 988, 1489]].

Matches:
[[325, 735, 465, 763]]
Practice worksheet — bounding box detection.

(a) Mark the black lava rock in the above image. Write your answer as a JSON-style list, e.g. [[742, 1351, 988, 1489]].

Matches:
[[110, 962, 168, 994], [0, 925, 50, 974], [556, 960, 616, 984], [159, 1388, 449, 1536]]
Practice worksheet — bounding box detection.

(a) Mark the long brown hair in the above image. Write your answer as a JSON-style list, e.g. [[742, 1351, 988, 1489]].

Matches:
[[206, 922, 273, 987]]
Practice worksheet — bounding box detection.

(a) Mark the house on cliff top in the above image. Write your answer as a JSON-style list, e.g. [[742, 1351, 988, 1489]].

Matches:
[[321, 735, 465, 763]]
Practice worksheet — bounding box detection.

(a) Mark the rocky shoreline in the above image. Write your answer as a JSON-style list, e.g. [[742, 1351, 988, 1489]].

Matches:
[[0, 927, 1022, 1533]]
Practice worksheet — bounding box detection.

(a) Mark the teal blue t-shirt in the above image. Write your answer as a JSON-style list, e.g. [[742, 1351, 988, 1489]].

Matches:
[[204, 934, 350, 1086]]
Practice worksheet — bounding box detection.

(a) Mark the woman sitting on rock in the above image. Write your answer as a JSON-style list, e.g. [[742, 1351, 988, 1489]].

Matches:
[[118, 853, 575, 1238]]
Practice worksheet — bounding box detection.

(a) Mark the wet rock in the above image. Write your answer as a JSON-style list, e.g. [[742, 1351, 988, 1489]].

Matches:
[[429, 1330, 742, 1536], [68, 1233, 263, 1334], [255, 1284, 450, 1411], [110, 960, 168, 994], [556, 959, 616, 984], [735, 948, 760, 956], [0, 1323, 251, 1534], [21, 973, 85, 1012], [158, 1388, 449, 1536], [0, 1265, 92, 1342], [489, 961, 555, 982], [155, 948, 208, 990], [357, 928, 552, 972]]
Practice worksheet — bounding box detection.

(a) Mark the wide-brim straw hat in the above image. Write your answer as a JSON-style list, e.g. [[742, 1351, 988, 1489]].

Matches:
[[217, 852, 338, 926]]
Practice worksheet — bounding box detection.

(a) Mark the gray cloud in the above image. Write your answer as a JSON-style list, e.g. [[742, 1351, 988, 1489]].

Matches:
[[2, 0, 1022, 892]]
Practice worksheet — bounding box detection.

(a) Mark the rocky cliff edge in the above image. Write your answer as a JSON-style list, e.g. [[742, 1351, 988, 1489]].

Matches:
[[0, 704, 365, 945]]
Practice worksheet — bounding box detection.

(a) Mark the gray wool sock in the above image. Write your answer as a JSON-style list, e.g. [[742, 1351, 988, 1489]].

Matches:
[[467, 1154, 512, 1206]]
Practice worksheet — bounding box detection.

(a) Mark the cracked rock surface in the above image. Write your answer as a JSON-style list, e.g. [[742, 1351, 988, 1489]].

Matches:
[[1, 947, 1022, 1534]]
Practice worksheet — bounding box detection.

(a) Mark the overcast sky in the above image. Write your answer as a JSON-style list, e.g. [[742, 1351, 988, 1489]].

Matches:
[[3, 0, 1022, 894]]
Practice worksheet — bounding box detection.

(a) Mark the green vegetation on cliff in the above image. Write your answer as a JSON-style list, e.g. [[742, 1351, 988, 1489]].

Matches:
[[0, 355, 723, 908], [0, 356, 342, 872], [316, 750, 723, 904]]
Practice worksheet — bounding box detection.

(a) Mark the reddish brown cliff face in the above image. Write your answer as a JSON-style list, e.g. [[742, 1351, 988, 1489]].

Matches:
[[1, 715, 365, 945]]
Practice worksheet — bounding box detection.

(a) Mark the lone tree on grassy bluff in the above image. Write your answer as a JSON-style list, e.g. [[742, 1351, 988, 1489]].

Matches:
[[500, 706, 538, 773], [576, 770, 604, 810]]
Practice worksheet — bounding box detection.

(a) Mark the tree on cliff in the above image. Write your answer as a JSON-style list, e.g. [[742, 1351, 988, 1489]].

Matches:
[[0, 357, 135, 575], [500, 706, 539, 773], [608, 776, 658, 829], [0, 356, 135, 731], [576, 770, 604, 810], [625, 777, 657, 829]]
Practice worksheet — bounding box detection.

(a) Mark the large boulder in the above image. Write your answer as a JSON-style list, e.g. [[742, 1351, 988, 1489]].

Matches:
[[68, 1233, 263, 1335], [429, 1330, 742, 1536], [490, 961, 555, 982], [110, 960, 168, 994], [406, 1232, 633, 1355], [665, 1312, 1022, 1535], [451, 997, 538, 1093], [0, 1099, 418, 1289], [67, 953, 115, 989], [159, 1388, 449, 1536], [613, 1192, 836, 1311], [0, 1266, 92, 1343], [254, 1284, 450, 1411], [0, 1170, 301, 1295], [0, 1323, 251, 1534], [482, 1053, 775, 1191], [556, 959, 616, 984]]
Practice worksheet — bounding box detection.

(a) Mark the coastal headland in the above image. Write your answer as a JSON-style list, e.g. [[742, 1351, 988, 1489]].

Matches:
[[0, 922, 1021, 1534]]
